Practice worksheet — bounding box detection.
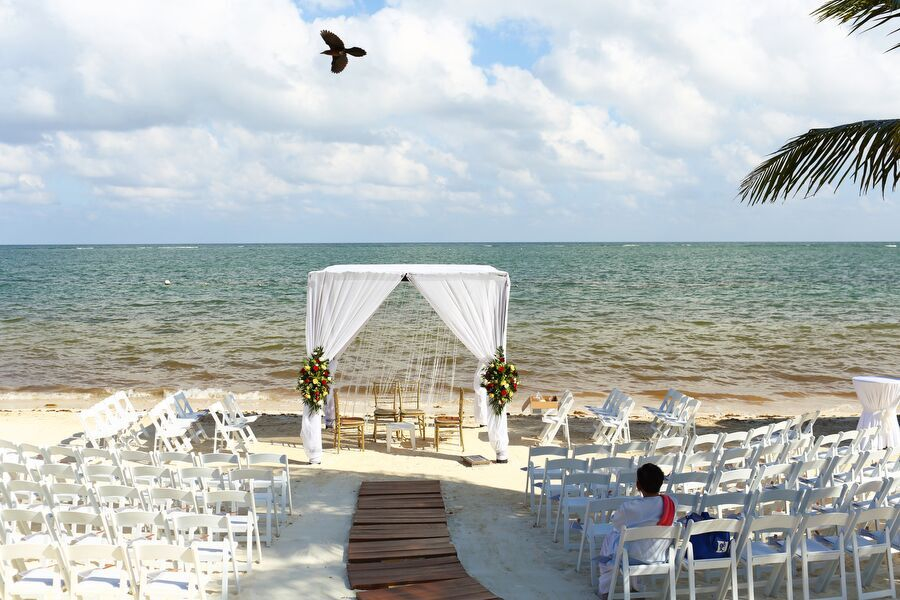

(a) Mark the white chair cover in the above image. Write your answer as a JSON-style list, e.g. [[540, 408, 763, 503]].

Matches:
[[853, 376, 900, 449]]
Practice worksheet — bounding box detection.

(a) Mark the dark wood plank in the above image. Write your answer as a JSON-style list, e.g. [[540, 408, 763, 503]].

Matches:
[[349, 524, 450, 542], [356, 576, 499, 600], [348, 537, 455, 562], [357, 497, 446, 510], [348, 556, 466, 590], [359, 481, 441, 496], [353, 509, 447, 525]]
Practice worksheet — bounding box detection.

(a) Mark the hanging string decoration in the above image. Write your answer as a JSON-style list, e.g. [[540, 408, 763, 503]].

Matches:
[[297, 346, 333, 412], [333, 282, 474, 416], [481, 347, 519, 415]]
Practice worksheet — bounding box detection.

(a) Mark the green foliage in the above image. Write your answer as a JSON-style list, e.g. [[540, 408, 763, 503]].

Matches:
[[481, 347, 519, 416], [297, 346, 333, 412]]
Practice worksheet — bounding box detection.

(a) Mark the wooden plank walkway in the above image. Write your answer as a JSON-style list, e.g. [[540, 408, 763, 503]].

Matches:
[[347, 479, 500, 600]]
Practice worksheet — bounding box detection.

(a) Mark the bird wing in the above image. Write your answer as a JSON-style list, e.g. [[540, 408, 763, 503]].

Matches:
[[346, 47, 366, 57], [331, 54, 348, 74], [320, 30, 345, 51]]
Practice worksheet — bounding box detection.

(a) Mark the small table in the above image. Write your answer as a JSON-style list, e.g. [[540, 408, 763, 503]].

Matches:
[[385, 421, 417, 453], [852, 375, 900, 449]]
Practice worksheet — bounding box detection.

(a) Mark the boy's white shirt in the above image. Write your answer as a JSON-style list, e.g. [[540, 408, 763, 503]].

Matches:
[[600, 495, 669, 563]]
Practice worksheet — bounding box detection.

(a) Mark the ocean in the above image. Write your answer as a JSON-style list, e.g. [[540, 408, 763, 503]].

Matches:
[[1, 243, 898, 411]]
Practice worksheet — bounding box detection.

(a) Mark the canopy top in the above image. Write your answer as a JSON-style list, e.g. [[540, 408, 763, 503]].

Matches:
[[317, 264, 507, 277]]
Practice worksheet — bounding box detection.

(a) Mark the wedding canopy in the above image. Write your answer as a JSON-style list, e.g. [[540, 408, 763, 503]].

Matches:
[[301, 264, 511, 463]]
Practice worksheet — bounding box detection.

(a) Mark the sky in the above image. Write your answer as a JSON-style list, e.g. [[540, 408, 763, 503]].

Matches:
[[0, 0, 898, 244]]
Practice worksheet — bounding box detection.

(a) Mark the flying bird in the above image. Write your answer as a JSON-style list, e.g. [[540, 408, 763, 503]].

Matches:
[[320, 30, 366, 74]]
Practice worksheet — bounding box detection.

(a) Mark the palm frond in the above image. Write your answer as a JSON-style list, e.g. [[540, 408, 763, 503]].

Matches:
[[739, 119, 900, 205], [813, 0, 900, 50]]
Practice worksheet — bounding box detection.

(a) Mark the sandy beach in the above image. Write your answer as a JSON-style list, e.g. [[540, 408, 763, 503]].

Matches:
[[0, 397, 893, 599]]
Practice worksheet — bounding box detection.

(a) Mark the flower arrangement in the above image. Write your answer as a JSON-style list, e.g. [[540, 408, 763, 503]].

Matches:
[[297, 346, 333, 412], [481, 346, 519, 415]]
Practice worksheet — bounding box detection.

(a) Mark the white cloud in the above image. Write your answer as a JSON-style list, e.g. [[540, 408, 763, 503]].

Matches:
[[0, 0, 897, 240]]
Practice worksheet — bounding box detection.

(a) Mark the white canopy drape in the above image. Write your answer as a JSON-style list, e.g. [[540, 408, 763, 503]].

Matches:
[[409, 273, 510, 459], [302, 265, 511, 463], [301, 271, 402, 463]]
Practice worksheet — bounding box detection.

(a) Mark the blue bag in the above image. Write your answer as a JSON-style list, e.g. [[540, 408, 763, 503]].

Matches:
[[683, 512, 731, 559]]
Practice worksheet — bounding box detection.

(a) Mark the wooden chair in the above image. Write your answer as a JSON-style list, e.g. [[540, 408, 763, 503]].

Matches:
[[434, 388, 464, 452], [334, 390, 365, 452], [398, 381, 426, 440], [371, 382, 399, 442]]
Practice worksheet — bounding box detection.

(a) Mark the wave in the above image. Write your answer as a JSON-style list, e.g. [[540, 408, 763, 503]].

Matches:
[[886, 244, 897, 248], [159, 360, 198, 370], [76, 247, 94, 250]]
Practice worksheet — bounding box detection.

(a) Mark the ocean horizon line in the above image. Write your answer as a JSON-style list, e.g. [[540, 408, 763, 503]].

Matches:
[[2, 240, 898, 248]]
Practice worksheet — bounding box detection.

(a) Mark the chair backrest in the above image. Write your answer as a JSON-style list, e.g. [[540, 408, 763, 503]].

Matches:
[[55, 509, 110, 542], [204, 489, 256, 515], [753, 462, 795, 489], [398, 381, 420, 411], [111, 510, 169, 543], [746, 423, 774, 447], [698, 492, 749, 519], [172, 390, 197, 418], [5, 480, 48, 507], [246, 453, 290, 475], [657, 389, 686, 416], [572, 444, 612, 462], [229, 467, 275, 491], [157, 451, 196, 467], [718, 446, 755, 469], [96, 484, 146, 511], [851, 506, 898, 544], [666, 471, 711, 494], [200, 453, 241, 471], [652, 436, 686, 454], [527, 445, 569, 467], [679, 450, 718, 473], [149, 487, 197, 513], [613, 441, 653, 457], [372, 382, 398, 411], [753, 488, 803, 517], [118, 449, 155, 467], [688, 433, 723, 454], [720, 430, 749, 449], [670, 492, 700, 516], [0, 508, 52, 542], [172, 513, 233, 543], [799, 484, 847, 515], [588, 456, 636, 476], [793, 411, 819, 438], [178, 467, 223, 492], [712, 468, 755, 493]]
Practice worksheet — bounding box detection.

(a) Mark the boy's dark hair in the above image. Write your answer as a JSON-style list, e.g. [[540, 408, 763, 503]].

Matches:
[[636, 463, 664, 494]]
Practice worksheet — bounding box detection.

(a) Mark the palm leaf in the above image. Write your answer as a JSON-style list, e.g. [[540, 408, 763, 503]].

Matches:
[[813, 0, 900, 50], [738, 119, 900, 204]]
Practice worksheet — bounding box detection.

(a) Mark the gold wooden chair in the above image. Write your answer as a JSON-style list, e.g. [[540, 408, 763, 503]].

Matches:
[[398, 381, 426, 441], [434, 388, 465, 452], [333, 390, 365, 452], [371, 382, 399, 443]]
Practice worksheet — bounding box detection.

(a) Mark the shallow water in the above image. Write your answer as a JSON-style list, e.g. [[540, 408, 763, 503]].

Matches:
[[0, 243, 897, 408]]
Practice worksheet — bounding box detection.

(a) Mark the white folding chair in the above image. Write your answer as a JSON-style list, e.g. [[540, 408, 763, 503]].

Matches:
[[844, 505, 898, 599], [203, 489, 262, 571], [0, 508, 55, 544], [538, 390, 574, 447], [605, 524, 682, 600], [67, 542, 133, 599], [733, 514, 799, 600], [535, 458, 588, 528], [523, 446, 569, 511], [794, 512, 850, 600], [246, 453, 293, 519], [0, 542, 67, 598], [675, 517, 741, 600], [171, 513, 241, 596], [592, 397, 634, 446], [208, 402, 254, 452], [229, 468, 280, 545], [553, 472, 610, 550], [55, 509, 112, 546], [577, 496, 630, 584], [133, 544, 207, 599]]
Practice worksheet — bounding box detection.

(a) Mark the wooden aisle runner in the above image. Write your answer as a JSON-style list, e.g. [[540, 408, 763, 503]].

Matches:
[[347, 479, 500, 600]]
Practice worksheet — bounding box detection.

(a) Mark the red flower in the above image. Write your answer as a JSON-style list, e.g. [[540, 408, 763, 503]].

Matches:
[[499, 357, 505, 363], [501, 389, 508, 397], [498, 365, 505, 373], [313, 365, 319, 371]]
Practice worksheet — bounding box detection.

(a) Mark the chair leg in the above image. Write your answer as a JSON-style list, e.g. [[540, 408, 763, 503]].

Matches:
[[335, 425, 340, 453], [459, 424, 465, 452], [434, 426, 439, 451]]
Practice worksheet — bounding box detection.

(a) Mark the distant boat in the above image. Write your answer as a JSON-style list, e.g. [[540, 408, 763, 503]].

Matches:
[[886, 244, 897, 248]]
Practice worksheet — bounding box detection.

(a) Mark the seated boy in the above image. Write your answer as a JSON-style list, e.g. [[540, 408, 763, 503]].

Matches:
[[596, 463, 675, 598]]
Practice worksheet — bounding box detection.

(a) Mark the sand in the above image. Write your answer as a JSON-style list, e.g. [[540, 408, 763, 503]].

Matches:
[[0, 402, 895, 599]]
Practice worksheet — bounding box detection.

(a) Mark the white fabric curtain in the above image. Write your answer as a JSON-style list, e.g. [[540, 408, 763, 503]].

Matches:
[[853, 376, 900, 449], [301, 271, 402, 463], [409, 272, 510, 460]]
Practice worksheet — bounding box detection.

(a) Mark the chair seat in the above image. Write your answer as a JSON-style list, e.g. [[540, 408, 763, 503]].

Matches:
[[339, 417, 365, 426], [401, 409, 425, 417], [373, 409, 398, 417], [434, 416, 460, 424]]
